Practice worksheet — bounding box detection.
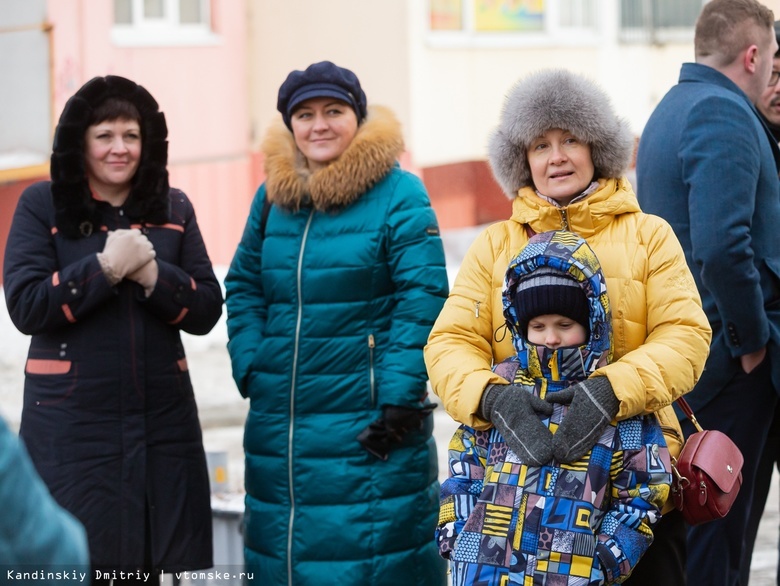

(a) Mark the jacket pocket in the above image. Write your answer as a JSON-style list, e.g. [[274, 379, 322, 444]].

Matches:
[[169, 353, 194, 399], [656, 405, 684, 459], [25, 359, 72, 375], [24, 358, 77, 406]]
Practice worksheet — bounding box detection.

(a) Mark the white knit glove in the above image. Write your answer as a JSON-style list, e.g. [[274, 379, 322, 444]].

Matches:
[[126, 260, 159, 297], [97, 229, 155, 285]]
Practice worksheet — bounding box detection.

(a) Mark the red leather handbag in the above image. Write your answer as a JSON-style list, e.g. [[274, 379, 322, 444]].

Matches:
[[670, 397, 744, 525]]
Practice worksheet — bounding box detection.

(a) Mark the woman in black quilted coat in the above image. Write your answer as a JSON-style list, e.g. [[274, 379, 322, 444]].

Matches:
[[3, 75, 222, 581]]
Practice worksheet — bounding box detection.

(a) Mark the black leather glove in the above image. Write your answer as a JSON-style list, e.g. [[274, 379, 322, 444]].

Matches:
[[546, 376, 619, 463], [480, 383, 554, 466], [357, 404, 435, 460]]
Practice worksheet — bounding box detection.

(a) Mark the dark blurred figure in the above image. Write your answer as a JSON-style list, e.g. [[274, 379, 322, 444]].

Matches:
[[637, 1, 780, 584]]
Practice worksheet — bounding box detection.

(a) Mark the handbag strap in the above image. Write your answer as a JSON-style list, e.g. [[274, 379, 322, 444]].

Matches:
[[676, 396, 704, 433]]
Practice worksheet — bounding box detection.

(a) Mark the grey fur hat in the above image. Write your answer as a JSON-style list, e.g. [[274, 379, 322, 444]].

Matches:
[[487, 69, 634, 199]]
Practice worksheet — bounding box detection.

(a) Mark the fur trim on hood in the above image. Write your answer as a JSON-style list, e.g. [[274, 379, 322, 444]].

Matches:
[[261, 105, 404, 211], [50, 75, 169, 238], [488, 69, 634, 199]]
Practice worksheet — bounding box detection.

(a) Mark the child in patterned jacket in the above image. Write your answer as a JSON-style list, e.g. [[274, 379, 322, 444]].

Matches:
[[436, 230, 672, 585]]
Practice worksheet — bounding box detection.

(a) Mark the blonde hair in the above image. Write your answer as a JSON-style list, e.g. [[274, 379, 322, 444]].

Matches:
[[695, 0, 774, 66]]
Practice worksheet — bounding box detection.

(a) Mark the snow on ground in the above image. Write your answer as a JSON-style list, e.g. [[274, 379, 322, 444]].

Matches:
[[0, 224, 486, 430]]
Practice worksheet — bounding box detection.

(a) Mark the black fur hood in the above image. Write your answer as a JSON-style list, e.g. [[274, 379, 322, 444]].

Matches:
[[50, 75, 170, 238]]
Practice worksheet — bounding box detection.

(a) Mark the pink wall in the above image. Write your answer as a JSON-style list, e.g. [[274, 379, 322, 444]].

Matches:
[[0, 181, 36, 282], [45, 0, 252, 266], [2, 0, 499, 282]]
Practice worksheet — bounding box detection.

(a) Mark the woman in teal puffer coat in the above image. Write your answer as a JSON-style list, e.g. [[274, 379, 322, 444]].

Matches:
[[225, 61, 449, 586]]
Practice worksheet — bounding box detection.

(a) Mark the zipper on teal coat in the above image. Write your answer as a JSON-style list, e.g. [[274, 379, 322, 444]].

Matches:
[[287, 209, 314, 585], [368, 334, 376, 407]]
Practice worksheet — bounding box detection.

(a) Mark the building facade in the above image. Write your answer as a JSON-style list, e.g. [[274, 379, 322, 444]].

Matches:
[[3, 0, 778, 280]]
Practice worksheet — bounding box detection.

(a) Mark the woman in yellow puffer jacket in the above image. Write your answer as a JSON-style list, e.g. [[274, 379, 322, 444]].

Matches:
[[424, 69, 711, 585]]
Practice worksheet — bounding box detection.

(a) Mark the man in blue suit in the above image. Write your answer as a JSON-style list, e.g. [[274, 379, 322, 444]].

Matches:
[[742, 20, 780, 586], [636, 0, 780, 584]]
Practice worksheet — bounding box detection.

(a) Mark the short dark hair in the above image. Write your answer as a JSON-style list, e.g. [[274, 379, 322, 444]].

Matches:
[[88, 96, 141, 126]]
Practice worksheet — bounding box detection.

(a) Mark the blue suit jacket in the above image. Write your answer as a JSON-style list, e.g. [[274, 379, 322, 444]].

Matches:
[[636, 62, 780, 412]]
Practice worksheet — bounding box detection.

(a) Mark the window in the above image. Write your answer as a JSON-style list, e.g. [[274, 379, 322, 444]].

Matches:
[[620, 0, 704, 43], [427, 0, 600, 47], [430, 0, 463, 31], [0, 0, 51, 179], [112, 0, 218, 46]]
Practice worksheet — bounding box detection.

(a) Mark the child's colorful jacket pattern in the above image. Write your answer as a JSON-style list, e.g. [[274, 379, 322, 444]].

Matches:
[[436, 230, 672, 585]]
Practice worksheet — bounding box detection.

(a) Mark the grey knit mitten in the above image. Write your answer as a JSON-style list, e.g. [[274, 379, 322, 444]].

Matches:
[[547, 376, 619, 463], [481, 383, 554, 466]]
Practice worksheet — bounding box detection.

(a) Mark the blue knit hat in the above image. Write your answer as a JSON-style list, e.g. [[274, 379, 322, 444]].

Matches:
[[512, 267, 590, 339], [277, 61, 367, 130]]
